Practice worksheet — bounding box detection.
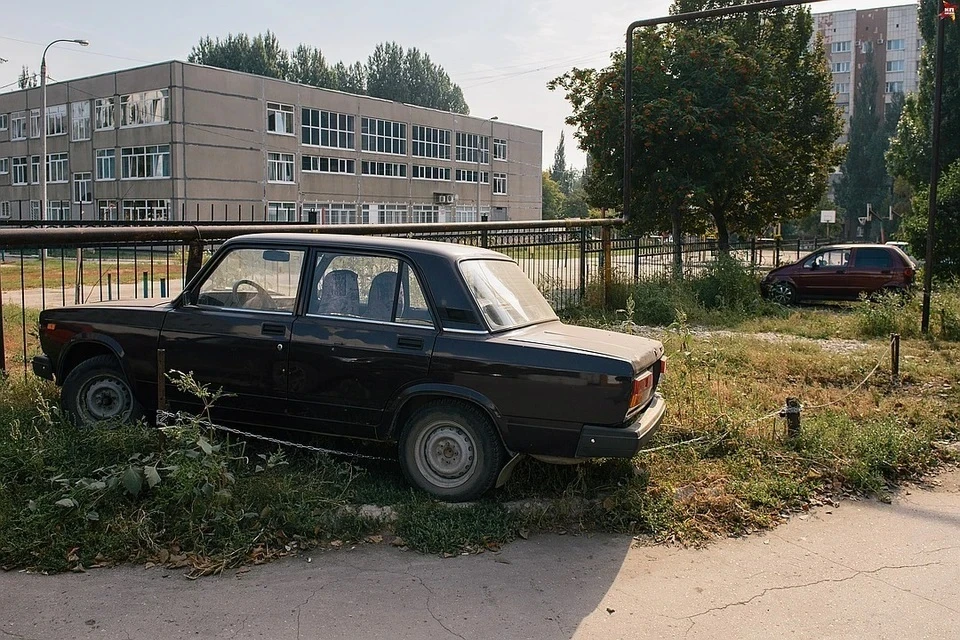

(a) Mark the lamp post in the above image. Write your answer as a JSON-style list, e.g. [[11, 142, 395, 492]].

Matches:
[[40, 38, 88, 224], [478, 116, 498, 222]]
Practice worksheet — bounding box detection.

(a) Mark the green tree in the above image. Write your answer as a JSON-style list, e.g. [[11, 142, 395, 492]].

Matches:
[[550, 2, 841, 255], [18, 65, 37, 89], [188, 31, 289, 79], [835, 52, 892, 241], [888, 0, 960, 188], [542, 172, 566, 220], [561, 189, 591, 219], [289, 44, 334, 88], [900, 160, 960, 277], [550, 133, 572, 195]]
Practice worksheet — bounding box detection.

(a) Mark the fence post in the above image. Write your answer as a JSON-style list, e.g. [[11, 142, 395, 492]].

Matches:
[[480, 224, 489, 249], [750, 237, 757, 267], [142, 271, 149, 298], [185, 240, 204, 283], [890, 333, 901, 385], [634, 236, 640, 282], [0, 278, 5, 375], [775, 237, 781, 267], [578, 227, 587, 304], [602, 225, 613, 309], [107, 273, 113, 301], [74, 248, 83, 304], [782, 397, 802, 438]]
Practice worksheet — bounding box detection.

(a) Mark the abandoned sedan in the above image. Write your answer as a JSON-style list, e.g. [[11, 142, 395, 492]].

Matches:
[[33, 234, 666, 501]]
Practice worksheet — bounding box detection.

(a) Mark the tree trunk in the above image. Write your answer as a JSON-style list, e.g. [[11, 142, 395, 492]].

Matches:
[[672, 208, 683, 280], [714, 209, 731, 254]]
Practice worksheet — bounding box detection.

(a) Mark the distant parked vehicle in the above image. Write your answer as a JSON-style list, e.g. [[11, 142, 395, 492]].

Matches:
[[760, 243, 917, 304]]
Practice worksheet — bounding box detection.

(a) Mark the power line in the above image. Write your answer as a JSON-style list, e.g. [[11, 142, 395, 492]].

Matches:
[[0, 35, 153, 65]]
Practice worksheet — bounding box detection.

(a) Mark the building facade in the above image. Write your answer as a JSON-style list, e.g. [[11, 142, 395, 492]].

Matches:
[[0, 61, 542, 223], [814, 3, 920, 142]]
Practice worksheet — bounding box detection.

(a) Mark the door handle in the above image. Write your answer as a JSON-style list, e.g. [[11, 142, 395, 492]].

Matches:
[[261, 323, 286, 337], [881, 270, 892, 274], [397, 336, 424, 350], [836, 270, 845, 274]]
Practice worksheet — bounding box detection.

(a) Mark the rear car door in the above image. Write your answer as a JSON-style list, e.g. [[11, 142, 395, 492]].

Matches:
[[159, 245, 306, 426], [286, 251, 438, 438], [849, 247, 895, 295]]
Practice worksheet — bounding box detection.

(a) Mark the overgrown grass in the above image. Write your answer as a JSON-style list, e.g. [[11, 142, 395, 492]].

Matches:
[[2, 285, 959, 572]]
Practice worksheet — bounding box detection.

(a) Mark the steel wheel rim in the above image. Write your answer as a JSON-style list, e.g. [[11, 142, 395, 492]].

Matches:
[[414, 422, 478, 489], [78, 374, 132, 424], [770, 282, 793, 305]]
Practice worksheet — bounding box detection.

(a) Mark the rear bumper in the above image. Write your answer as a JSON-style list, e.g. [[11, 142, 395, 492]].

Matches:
[[32, 355, 54, 381], [574, 393, 666, 458]]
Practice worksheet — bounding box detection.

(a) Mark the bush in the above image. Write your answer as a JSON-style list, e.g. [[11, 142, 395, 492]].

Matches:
[[691, 254, 765, 313], [853, 291, 920, 338]]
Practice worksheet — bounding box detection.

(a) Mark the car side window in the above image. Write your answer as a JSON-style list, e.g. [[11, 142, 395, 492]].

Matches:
[[854, 248, 893, 269], [196, 248, 304, 313], [310, 253, 434, 327], [807, 249, 850, 268]]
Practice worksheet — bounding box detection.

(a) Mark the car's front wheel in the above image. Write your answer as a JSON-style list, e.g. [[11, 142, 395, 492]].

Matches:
[[767, 281, 797, 305], [399, 400, 506, 502], [62, 355, 143, 428]]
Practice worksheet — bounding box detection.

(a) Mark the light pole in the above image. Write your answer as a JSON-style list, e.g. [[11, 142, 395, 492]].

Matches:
[[40, 38, 88, 224], [478, 116, 498, 221]]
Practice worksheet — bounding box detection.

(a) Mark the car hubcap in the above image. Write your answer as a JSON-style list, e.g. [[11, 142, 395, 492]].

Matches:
[[416, 424, 476, 489], [771, 283, 792, 304], [79, 375, 132, 423]]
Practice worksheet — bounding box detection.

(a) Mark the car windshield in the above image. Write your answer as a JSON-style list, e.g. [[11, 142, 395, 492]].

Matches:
[[459, 259, 558, 331]]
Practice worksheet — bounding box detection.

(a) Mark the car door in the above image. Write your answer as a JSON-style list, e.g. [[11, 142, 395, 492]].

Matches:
[[796, 248, 851, 299], [849, 247, 895, 295], [286, 251, 437, 439], [159, 245, 307, 426]]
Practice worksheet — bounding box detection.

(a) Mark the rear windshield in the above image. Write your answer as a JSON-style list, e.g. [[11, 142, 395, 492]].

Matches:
[[459, 259, 558, 331]]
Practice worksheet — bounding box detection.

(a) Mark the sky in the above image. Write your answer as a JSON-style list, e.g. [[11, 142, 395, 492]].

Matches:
[[0, 0, 917, 169]]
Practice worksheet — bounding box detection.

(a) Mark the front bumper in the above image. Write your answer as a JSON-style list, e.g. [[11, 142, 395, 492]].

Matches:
[[574, 393, 666, 458], [31, 355, 54, 381]]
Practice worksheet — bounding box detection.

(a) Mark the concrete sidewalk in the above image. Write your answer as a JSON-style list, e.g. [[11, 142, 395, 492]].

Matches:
[[3, 469, 959, 640]]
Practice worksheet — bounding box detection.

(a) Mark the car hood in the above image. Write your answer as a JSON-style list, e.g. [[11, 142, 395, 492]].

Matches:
[[503, 321, 664, 372]]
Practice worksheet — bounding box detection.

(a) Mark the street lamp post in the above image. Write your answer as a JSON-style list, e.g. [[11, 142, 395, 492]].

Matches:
[[40, 38, 88, 225], [477, 116, 498, 222]]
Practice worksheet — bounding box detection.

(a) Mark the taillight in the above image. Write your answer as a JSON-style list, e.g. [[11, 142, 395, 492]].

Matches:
[[629, 371, 654, 409], [904, 267, 915, 280], [659, 357, 667, 375]]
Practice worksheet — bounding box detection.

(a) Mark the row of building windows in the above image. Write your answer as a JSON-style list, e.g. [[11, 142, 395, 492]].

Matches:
[[1, 145, 171, 185], [3, 90, 169, 142], [0, 198, 170, 221], [829, 38, 914, 55]]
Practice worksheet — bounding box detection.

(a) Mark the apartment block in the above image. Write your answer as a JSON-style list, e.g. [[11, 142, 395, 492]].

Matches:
[[815, 3, 920, 141], [0, 61, 542, 223]]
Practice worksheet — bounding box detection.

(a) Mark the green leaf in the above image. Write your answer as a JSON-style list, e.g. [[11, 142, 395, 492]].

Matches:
[[55, 498, 78, 508], [122, 467, 143, 497], [144, 465, 161, 489], [85, 511, 100, 521], [197, 437, 213, 455]]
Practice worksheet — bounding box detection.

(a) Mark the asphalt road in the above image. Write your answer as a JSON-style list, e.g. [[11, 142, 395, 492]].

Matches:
[[3, 469, 958, 640]]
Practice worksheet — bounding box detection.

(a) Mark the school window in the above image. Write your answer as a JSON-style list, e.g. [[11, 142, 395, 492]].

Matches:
[[267, 152, 295, 183], [308, 203, 364, 225], [885, 81, 904, 94], [411, 125, 450, 159], [411, 204, 439, 224], [122, 199, 170, 221], [120, 89, 169, 126], [29, 201, 40, 220], [43, 104, 67, 136], [10, 112, 26, 140], [47, 200, 70, 221], [830, 41, 851, 53], [95, 97, 115, 130], [30, 109, 41, 138], [886, 39, 904, 51], [0, 114, 7, 131], [73, 172, 92, 203], [454, 205, 478, 223], [455, 169, 489, 184], [493, 173, 507, 195], [833, 83, 849, 94], [0, 157, 7, 174], [412, 165, 451, 181], [361, 161, 406, 178], [12, 157, 27, 185], [302, 155, 355, 174], [368, 203, 410, 224], [361, 117, 406, 155], [493, 138, 507, 160], [267, 202, 298, 222], [98, 200, 119, 220], [302, 108, 354, 149], [0, 202, 10, 220], [886, 60, 904, 72], [120, 145, 171, 179], [96, 149, 116, 180], [267, 102, 295, 135], [831, 62, 851, 73], [71, 101, 90, 141], [47, 153, 69, 183], [31, 156, 40, 184], [456, 132, 489, 163]]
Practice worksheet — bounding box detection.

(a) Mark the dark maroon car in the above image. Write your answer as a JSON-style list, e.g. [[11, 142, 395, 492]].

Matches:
[[33, 234, 666, 501], [760, 243, 916, 304]]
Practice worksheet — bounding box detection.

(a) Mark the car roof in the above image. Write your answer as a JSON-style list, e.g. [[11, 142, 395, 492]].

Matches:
[[223, 233, 511, 260], [817, 244, 897, 250]]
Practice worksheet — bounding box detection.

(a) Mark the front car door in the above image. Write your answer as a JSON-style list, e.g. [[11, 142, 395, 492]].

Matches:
[[159, 245, 307, 426], [795, 248, 851, 299], [286, 250, 438, 439]]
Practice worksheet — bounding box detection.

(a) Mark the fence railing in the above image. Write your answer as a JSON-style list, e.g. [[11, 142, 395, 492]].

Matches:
[[0, 219, 832, 373]]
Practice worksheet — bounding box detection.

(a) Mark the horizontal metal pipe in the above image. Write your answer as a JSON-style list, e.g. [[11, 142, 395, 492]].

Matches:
[[0, 218, 622, 249]]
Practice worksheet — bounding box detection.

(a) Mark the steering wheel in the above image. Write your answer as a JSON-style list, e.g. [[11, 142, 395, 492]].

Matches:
[[230, 279, 276, 310]]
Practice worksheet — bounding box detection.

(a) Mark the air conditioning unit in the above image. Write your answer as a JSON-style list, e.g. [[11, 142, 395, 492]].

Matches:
[[434, 193, 455, 205], [877, 38, 885, 45]]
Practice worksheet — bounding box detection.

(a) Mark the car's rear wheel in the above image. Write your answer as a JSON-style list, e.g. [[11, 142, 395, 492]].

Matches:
[[62, 355, 143, 428], [768, 281, 797, 305], [399, 400, 505, 502]]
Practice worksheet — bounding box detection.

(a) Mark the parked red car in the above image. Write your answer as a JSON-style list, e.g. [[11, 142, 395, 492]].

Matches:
[[760, 244, 916, 304]]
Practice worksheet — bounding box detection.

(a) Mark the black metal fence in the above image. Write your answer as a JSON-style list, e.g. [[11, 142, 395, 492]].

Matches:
[[0, 219, 830, 373]]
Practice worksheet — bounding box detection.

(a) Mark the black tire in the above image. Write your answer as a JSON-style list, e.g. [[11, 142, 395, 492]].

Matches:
[[398, 400, 506, 502], [767, 281, 797, 305], [62, 355, 143, 428]]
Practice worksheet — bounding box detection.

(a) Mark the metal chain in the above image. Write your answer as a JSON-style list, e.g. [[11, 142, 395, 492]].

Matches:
[[155, 410, 393, 462]]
